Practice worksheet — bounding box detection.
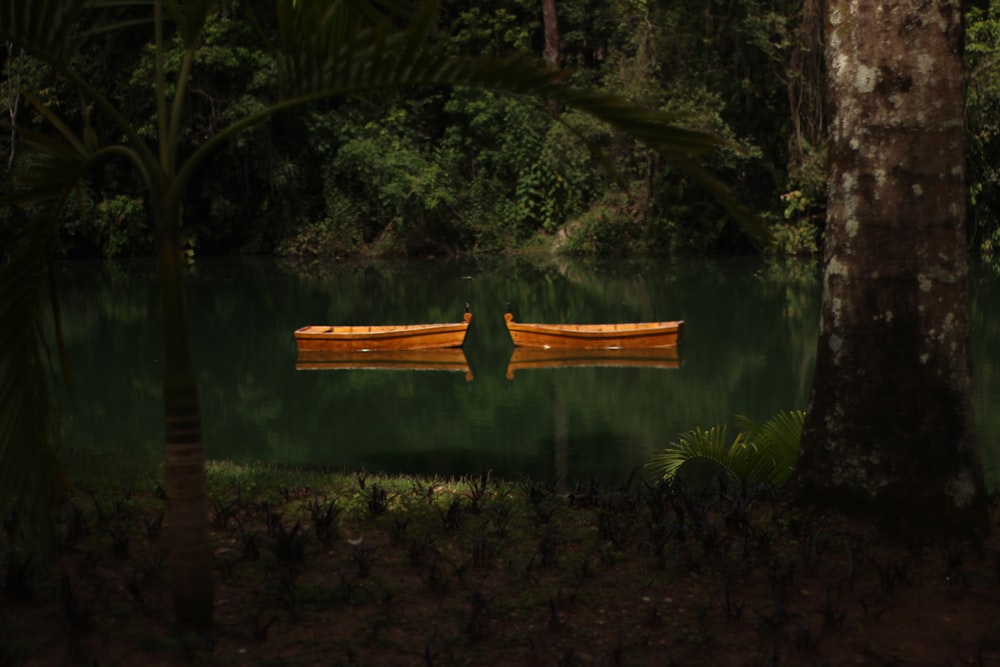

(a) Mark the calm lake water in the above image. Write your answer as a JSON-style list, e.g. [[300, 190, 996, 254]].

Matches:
[[54, 255, 1000, 487]]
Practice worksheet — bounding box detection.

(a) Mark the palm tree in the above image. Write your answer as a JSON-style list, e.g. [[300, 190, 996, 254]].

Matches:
[[648, 410, 805, 490], [0, 0, 754, 628]]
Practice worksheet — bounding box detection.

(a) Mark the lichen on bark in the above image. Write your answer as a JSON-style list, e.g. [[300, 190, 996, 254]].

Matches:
[[792, 0, 988, 541]]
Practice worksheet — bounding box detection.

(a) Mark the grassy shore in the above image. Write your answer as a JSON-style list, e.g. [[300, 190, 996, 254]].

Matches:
[[2, 451, 1000, 666]]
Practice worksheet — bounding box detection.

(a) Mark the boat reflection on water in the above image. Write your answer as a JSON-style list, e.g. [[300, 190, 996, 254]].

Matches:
[[505, 347, 680, 380], [296, 348, 474, 382]]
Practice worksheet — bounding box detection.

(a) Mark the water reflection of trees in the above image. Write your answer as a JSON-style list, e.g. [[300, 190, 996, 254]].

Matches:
[[56, 256, 823, 482]]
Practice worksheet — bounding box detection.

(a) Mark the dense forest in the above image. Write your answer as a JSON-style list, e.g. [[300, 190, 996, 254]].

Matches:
[[2, 0, 999, 259]]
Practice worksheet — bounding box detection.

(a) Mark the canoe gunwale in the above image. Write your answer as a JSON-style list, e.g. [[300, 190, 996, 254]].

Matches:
[[503, 311, 682, 349], [294, 311, 472, 351]]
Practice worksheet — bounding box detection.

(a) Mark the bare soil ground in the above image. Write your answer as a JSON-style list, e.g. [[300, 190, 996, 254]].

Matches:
[[3, 471, 1000, 666]]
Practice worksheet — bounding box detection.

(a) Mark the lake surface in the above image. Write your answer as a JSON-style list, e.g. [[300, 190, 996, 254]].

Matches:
[[53, 255, 1000, 487]]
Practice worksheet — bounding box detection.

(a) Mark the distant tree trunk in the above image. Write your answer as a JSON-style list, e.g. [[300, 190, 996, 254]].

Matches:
[[786, 0, 825, 167], [541, 0, 562, 114], [793, 0, 989, 540], [541, 0, 561, 69]]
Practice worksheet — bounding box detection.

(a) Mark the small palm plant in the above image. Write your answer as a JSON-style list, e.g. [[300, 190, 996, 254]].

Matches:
[[649, 410, 805, 490]]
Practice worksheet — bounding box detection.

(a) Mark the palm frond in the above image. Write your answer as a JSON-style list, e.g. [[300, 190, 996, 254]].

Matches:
[[735, 410, 805, 487], [0, 100, 100, 211], [650, 411, 806, 490], [0, 0, 89, 62], [163, 0, 214, 46], [81, 0, 156, 39], [0, 109, 98, 548], [648, 425, 740, 485], [2, 0, 205, 47], [0, 213, 70, 550]]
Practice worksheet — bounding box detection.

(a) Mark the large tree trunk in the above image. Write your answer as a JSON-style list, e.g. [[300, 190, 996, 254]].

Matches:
[[794, 0, 989, 540], [157, 206, 214, 628]]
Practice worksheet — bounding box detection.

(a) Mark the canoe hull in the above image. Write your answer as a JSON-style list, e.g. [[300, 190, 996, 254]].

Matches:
[[295, 312, 471, 351], [504, 312, 682, 349]]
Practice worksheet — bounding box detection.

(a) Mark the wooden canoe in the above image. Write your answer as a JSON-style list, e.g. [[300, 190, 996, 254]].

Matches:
[[295, 348, 473, 381], [504, 310, 682, 349], [295, 308, 472, 352], [505, 347, 679, 379]]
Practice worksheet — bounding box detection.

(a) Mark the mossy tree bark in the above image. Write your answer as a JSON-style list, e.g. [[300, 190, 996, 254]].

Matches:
[[793, 0, 989, 540]]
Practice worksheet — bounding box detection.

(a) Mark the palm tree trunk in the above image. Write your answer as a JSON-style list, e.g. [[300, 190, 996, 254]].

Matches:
[[157, 206, 214, 628]]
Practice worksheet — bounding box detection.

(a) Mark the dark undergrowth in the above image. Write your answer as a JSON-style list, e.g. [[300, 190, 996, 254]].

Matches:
[[2, 459, 1000, 666]]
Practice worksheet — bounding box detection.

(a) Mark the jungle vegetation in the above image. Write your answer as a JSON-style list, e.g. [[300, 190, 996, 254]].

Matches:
[[2, 0, 997, 260], [1, 0, 757, 627], [0, 0, 995, 635]]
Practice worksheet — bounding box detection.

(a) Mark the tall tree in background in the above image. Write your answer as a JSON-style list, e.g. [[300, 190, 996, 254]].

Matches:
[[794, 0, 989, 539], [785, 0, 826, 181], [789, 0, 825, 149], [541, 0, 561, 70], [0, 0, 738, 629], [541, 0, 561, 115]]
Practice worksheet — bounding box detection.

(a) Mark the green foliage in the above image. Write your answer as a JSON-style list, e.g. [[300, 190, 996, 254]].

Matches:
[[443, 0, 538, 55], [123, 4, 288, 253], [968, 0, 1000, 261], [87, 194, 150, 258], [555, 197, 652, 255], [306, 108, 421, 252], [773, 139, 826, 255], [766, 219, 821, 256], [648, 410, 805, 489], [3, 0, 788, 259], [766, 185, 823, 256], [268, 0, 773, 258], [434, 90, 566, 251]]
